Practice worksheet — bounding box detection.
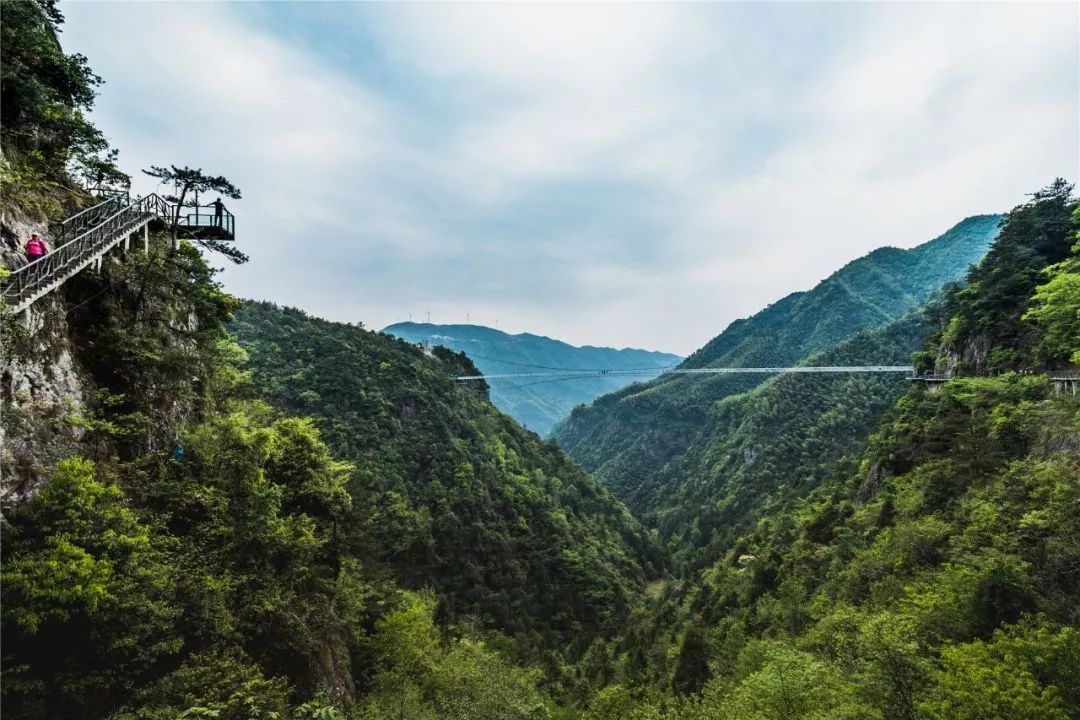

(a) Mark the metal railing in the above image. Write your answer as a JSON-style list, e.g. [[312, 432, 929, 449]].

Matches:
[[49, 192, 132, 245], [910, 371, 1080, 382], [2, 194, 168, 312], [1, 193, 239, 314], [178, 204, 235, 235]]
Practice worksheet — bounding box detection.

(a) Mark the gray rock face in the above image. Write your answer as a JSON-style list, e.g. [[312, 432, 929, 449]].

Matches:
[[855, 458, 890, 506], [1, 211, 49, 270], [935, 335, 992, 376], [2, 212, 93, 512]]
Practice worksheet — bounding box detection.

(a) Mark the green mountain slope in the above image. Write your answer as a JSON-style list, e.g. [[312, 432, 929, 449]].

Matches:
[[383, 322, 682, 436], [928, 179, 1078, 375], [5, 244, 657, 717], [651, 314, 930, 572], [231, 303, 661, 649], [554, 214, 1001, 509], [632, 186, 1080, 718], [2, 15, 653, 714]]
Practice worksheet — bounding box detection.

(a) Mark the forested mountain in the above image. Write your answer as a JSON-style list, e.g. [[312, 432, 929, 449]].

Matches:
[[635, 313, 930, 571], [383, 322, 682, 436], [554, 214, 1001, 509], [605, 184, 1080, 720], [3, 7, 656, 716], [231, 304, 661, 649], [6, 236, 655, 716], [4, 3, 1079, 718]]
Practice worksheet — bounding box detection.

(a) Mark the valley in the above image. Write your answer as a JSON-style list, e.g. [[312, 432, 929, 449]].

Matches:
[[1, 3, 1078, 719], [383, 322, 682, 436]]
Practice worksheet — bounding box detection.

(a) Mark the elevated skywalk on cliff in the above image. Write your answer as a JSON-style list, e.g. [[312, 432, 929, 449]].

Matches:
[[1, 192, 235, 316]]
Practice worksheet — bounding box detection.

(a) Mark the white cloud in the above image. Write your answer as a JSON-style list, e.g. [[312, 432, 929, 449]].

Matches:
[[60, 1, 1078, 355]]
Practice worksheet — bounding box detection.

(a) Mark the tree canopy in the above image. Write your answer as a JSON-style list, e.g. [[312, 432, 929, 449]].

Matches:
[[0, 0, 128, 201], [142, 164, 246, 264]]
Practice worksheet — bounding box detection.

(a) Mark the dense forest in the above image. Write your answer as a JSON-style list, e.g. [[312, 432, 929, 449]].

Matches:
[[562, 187, 1080, 718], [231, 303, 661, 653], [2, 2, 1079, 718], [554, 214, 1001, 507]]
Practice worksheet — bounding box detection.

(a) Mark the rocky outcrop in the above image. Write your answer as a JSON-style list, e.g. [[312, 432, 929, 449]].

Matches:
[[855, 458, 891, 506], [1, 210, 94, 513], [935, 335, 992, 377]]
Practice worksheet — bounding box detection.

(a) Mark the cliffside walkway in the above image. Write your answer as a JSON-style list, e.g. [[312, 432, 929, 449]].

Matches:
[[1, 192, 235, 316]]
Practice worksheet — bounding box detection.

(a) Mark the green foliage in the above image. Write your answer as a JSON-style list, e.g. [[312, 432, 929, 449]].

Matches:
[[62, 239, 243, 456], [671, 626, 709, 694], [715, 641, 876, 720], [919, 637, 1068, 720], [142, 164, 246, 263], [0, 0, 127, 196], [2, 457, 180, 717], [584, 685, 666, 720], [5, 245, 368, 718], [114, 651, 292, 720], [931, 179, 1077, 373], [1024, 206, 1080, 365], [232, 302, 661, 656], [359, 592, 554, 719], [918, 617, 1080, 720]]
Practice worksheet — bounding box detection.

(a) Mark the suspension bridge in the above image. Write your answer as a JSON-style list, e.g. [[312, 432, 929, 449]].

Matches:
[[452, 366, 1080, 394], [454, 366, 917, 381]]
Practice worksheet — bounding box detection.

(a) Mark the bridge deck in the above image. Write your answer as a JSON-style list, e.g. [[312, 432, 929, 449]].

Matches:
[[455, 367, 1080, 383], [454, 366, 916, 381]]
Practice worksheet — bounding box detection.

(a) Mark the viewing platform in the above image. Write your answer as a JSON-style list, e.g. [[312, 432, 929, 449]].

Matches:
[[175, 203, 236, 240]]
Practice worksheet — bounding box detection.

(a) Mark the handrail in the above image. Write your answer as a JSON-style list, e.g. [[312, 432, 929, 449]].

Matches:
[[49, 192, 130, 244], [4, 197, 147, 305], [2, 192, 238, 314], [910, 371, 1079, 382], [178, 205, 235, 235], [3, 194, 170, 311]]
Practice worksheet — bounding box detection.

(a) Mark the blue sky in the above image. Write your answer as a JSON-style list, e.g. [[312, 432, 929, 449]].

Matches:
[[62, 1, 1078, 354]]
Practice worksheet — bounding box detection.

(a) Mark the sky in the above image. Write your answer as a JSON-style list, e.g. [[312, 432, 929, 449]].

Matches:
[[61, 1, 1078, 355]]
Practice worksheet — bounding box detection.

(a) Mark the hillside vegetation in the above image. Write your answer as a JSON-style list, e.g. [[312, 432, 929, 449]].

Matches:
[[3, 244, 659, 718], [554, 215, 1000, 509], [232, 303, 661, 652], [3, 7, 654, 716], [384, 322, 681, 436], [3, 4, 1078, 718], [573, 186, 1080, 719]]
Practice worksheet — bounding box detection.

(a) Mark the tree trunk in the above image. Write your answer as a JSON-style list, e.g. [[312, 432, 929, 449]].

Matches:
[[171, 185, 189, 249]]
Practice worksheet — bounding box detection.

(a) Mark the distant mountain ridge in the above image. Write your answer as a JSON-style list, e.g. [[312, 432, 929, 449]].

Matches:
[[383, 322, 682, 436], [554, 214, 1003, 503], [683, 214, 1004, 369]]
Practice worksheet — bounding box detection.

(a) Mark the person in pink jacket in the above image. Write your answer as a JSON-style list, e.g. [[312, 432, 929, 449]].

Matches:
[[25, 234, 48, 262]]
